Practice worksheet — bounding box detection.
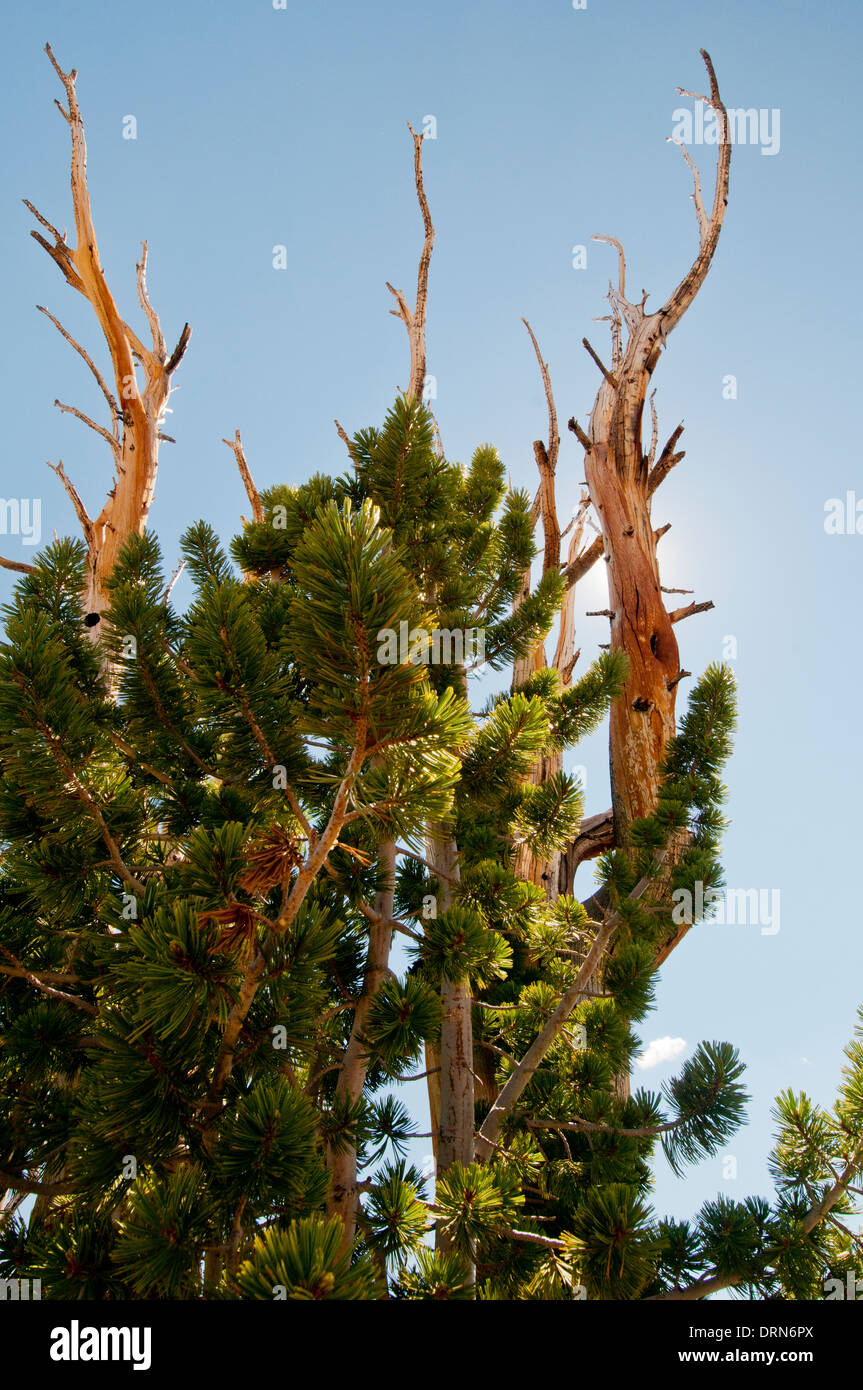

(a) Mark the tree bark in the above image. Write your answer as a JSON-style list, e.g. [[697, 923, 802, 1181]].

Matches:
[[327, 838, 395, 1254]]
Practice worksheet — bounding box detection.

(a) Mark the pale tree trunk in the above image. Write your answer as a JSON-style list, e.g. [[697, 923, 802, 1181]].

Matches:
[[2, 45, 190, 629], [327, 838, 395, 1254], [431, 835, 473, 1178], [424, 666, 475, 1192]]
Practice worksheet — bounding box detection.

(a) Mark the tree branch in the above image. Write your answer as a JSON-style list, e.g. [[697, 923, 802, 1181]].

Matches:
[[475, 853, 666, 1159], [53, 398, 119, 455], [387, 123, 435, 400], [37, 305, 120, 427], [29, 44, 190, 622], [0, 1168, 78, 1198], [223, 430, 264, 524], [648, 423, 685, 497], [668, 599, 714, 624], [522, 319, 561, 576], [0, 945, 96, 1014], [651, 1143, 863, 1300]]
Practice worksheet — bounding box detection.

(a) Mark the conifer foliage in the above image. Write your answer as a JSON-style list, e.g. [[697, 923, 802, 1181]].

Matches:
[[1, 45, 861, 1304]]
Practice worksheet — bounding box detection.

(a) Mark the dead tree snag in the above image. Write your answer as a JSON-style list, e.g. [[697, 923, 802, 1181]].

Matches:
[[20, 44, 190, 627]]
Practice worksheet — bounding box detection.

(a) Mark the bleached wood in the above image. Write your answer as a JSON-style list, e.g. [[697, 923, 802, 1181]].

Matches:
[[47, 460, 94, 544], [29, 45, 191, 629], [386, 123, 435, 400], [222, 430, 264, 524]]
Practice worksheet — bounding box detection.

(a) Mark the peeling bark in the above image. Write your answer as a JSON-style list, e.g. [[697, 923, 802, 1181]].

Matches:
[[574, 49, 730, 852]]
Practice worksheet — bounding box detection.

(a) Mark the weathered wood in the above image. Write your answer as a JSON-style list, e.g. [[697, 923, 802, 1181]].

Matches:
[[25, 45, 190, 627]]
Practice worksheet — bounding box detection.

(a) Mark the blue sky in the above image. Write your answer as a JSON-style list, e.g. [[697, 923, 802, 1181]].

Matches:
[[2, 0, 862, 1232]]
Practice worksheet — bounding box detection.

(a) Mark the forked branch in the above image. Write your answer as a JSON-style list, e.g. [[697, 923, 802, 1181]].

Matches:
[[27, 44, 191, 624]]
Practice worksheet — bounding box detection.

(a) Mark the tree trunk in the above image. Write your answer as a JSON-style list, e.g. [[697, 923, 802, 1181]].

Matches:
[[327, 839, 395, 1253]]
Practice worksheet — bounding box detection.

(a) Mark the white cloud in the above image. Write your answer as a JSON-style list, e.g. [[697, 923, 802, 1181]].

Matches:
[[635, 1036, 687, 1071]]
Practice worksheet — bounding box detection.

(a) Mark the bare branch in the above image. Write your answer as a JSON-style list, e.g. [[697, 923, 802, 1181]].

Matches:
[[0, 556, 36, 575], [53, 399, 120, 456], [521, 319, 562, 582], [554, 498, 589, 677], [522, 319, 560, 473], [563, 532, 604, 591], [223, 430, 264, 525], [648, 423, 685, 496], [659, 50, 731, 334], [668, 599, 714, 624], [29, 45, 191, 623], [387, 124, 435, 400], [334, 419, 357, 461], [165, 323, 192, 376], [47, 460, 94, 543], [386, 281, 412, 327], [407, 121, 434, 399], [22, 198, 65, 244], [557, 808, 615, 895], [667, 138, 709, 246], [163, 558, 186, 605], [502, 1227, 567, 1251], [29, 228, 83, 290], [647, 389, 658, 467], [591, 234, 627, 298], [582, 336, 618, 388], [37, 305, 120, 427], [135, 241, 166, 361], [567, 416, 593, 452]]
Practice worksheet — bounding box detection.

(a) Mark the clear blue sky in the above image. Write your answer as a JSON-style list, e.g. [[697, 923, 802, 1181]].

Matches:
[[2, 0, 862, 1230]]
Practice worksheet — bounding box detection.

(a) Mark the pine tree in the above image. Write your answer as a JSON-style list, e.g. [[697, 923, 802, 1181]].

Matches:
[[1, 44, 861, 1305]]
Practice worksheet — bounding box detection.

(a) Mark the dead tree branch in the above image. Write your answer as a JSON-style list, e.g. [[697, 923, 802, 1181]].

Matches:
[[387, 122, 435, 400], [223, 430, 264, 524], [28, 44, 191, 626]]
